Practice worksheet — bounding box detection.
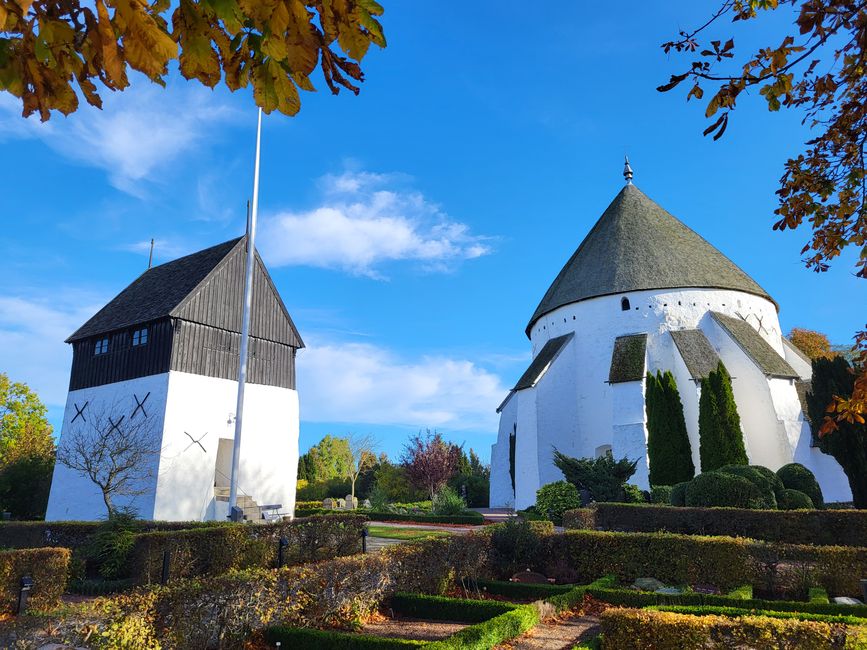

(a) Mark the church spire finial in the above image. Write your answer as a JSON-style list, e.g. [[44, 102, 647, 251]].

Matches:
[[623, 155, 633, 185]]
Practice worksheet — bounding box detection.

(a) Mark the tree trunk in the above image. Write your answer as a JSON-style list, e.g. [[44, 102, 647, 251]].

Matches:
[[102, 489, 114, 518]]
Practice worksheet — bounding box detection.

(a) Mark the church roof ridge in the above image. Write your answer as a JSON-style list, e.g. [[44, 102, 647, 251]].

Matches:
[[526, 184, 775, 337]]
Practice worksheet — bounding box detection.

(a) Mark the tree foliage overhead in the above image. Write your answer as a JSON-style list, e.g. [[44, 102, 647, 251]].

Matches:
[[645, 370, 695, 486], [659, 0, 867, 426], [0, 0, 386, 121], [297, 433, 351, 483], [788, 327, 835, 360]]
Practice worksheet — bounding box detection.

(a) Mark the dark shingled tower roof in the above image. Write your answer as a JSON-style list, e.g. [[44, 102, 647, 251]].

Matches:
[[527, 184, 775, 337]]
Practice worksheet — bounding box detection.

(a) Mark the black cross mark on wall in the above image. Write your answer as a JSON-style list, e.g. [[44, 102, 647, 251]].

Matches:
[[183, 431, 207, 454], [107, 415, 124, 435], [755, 314, 769, 334], [71, 401, 89, 424], [131, 392, 150, 419]]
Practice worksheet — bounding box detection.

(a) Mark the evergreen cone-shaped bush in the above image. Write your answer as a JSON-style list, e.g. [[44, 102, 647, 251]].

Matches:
[[646, 371, 695, 486], [699, 362, 748, 471]]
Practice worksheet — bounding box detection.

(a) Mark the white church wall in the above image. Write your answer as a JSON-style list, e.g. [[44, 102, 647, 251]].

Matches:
[[535, 336, 580, 488], [155, 371, 299, 521], [513, 389, 540, 510], [792, 422, 853, 503], [702, 314, 791, 470], [611, 380, 649, 489], [46, 373, 170, 521], [781, 339, 813, 380], [490, 398, 517, 508]]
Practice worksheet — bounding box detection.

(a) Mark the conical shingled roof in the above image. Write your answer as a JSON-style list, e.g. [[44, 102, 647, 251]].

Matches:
[[527, 184, 775, 336]]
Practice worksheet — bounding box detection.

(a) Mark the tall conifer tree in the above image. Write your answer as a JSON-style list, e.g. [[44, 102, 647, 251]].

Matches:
[[699, 362, 748, 471], [646, 371, 695, 485]]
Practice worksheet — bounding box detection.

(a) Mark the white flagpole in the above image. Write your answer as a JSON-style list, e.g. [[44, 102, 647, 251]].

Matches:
[[228, 107, 263, 521]]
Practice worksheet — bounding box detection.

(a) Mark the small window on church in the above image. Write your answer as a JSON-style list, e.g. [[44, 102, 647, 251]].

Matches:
[[595, 444, 612, 459], [132, 327, 149, 346], [620, 297, 630, 311], [94, 338, 109, 355]]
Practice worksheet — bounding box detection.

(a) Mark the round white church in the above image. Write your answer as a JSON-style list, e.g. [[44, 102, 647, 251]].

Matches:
[[489, 171, 852, 509]]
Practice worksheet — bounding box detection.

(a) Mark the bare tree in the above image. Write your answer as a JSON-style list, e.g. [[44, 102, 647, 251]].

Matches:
[[57, 401, 161, 517], [344, 433, 376, 502]]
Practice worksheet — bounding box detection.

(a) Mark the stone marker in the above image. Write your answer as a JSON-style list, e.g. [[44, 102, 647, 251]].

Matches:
[[323, 498, 334, 510], [510, 569, 549, 584], [632, 578, 666, 591], [833, 597, 865, 606], [344, 495, 359, 510]]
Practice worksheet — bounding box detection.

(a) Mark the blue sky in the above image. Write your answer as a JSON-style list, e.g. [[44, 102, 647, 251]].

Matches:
[[1, 3, 864, 461]]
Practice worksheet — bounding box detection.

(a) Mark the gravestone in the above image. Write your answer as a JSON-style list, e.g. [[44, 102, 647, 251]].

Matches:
[[510, 569, 549, 584], [344, 495, 358, 510], [322, 498, 334, 510]]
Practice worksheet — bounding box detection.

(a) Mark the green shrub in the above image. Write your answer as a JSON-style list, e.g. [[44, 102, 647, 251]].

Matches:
[[265, 627, 423, 648], [780, 488, 816, 510], [600, 606, 867, 649], [778, 463, 825, 509], [646, 370, 695, 486], [293, 509, 483, 525], [684, 471, 767, 509], [552, 451, 638, 502], [0, 547, 70, 613], [621, 483, 646, 503], [0, 454, 54, 520], [726, 584, 753, 599], [490, 518, 543, 577], [431, 486, 467, 516], [565, 502, 867, 546], [650, 485, 673, 504], [717, 465, 779, 509], [84, 509, 139, 580], [750, 465, 788, 501], [535, 481, 581, 524], [810, 586, 831, 604], [670, 482, 689, 507], [390, 592, 517, 622]]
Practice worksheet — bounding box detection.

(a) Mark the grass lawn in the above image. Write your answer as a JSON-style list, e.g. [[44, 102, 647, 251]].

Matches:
[[366, 525, 453, 540]]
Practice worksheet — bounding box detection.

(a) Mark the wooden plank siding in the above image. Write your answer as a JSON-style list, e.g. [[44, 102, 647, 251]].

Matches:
[[69, 319, 173, 390]]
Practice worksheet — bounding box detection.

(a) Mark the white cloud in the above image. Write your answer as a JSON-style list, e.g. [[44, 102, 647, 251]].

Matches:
[[298, 339, 507, 431], [259, 171, 493, 277], [0, 293, 105, 408], [119, 238, 191, 262], [0, 84, 235, 195]]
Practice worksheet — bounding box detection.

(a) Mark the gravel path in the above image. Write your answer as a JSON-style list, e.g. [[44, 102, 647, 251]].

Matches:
[[362, 617, 469, 641], [495, 613, 600, 650]]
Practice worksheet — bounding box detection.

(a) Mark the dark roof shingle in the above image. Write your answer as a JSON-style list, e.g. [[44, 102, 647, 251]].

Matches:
[[68, 238, 242, 342], [670, 329, 720, 380], [609, 333, 647, 383], [527, 184, 775, 336], [513, 333, 574, 391], [710, 312, 798, 378]]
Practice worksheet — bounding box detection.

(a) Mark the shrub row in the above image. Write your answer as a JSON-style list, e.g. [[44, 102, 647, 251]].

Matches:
[[583, 584, 867, 617], [390, 592, 517, 623], [425, 604, 540, 650], [475, 579, 573, 600], [128, 514, 366, 584], [295, 508, 484, 525], [0, 519, 219, 551], [651, 605, 867, 627], [0, 547, 70, 614], [562, 502, 867, 547], [539, 529, 867, 595], [599, 607, 867, 649], [264, 627, 424, 648]]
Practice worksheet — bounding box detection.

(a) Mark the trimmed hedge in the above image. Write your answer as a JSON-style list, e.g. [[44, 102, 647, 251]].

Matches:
[[128, 514, 366, 584], [390, 592, 517, 623], [425, 605, 540, 650], [265, 627, 424, 648], [583, 584, 867, 617], [651, 604, 867, 626], [0, 547, 70, 613], [670, 481, 688, 507], [600, 607, 867, 649], [780, 488, 815, 510], [562, 502, 867, 546], [0, 519, 219, 550], [540, 528, 867, 595], [716, 465, 779, 509], [295, 509, 484, 525], [475, 579, 573, 600], [685, 471, 767, 509]]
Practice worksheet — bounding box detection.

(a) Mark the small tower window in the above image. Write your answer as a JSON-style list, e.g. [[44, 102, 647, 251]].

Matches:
[[132, 327, 149, 346], [620, 297, 630, 311], [595, 444, 613, 459], [94, 338, 109, 355]]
